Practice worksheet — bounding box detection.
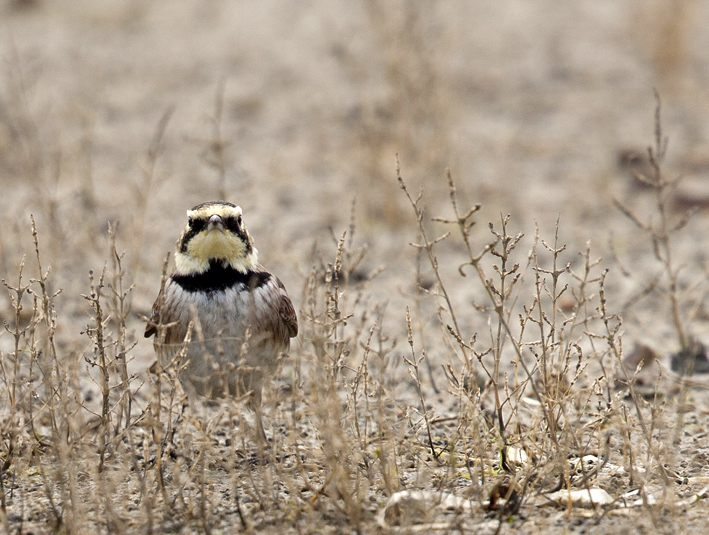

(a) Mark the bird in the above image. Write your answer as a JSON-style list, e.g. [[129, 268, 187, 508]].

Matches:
[[145, 201, 298, 434]]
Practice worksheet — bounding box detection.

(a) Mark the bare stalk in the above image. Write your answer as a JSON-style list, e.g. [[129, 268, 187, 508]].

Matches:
[[403, 306, 438, 458]]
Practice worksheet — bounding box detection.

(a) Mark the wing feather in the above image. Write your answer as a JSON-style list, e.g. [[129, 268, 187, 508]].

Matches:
[[144, 282, 183, 342], [272, 274, 298, 338], [279, 293, 298, 338], [144, 293, 163, 338]]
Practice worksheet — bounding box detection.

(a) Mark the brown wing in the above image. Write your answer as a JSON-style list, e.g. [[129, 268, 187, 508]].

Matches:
[[144, 286, 179, 339], [279, 293, 298, 338], [144, 291, 162, 338], [274, 275, 298, 337]]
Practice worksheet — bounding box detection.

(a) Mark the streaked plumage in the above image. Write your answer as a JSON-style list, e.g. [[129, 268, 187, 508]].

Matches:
[[145, 201, 298, 413]]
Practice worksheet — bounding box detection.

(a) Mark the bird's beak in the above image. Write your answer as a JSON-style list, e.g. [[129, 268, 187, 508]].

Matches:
[[207, 214, 225, 232]]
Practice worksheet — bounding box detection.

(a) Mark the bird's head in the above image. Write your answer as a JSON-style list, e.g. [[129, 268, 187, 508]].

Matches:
[[174, 201, 258, 275]]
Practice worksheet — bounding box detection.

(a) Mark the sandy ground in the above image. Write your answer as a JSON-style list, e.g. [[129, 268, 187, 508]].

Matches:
[[2, 1, 709, 533], [3, 1, 709, 330]]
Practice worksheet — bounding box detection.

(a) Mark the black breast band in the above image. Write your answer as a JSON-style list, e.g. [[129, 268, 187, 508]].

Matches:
[[172, 262, 271, 293]]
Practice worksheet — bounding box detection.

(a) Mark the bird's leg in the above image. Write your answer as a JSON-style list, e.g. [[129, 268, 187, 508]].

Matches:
[[240, 370, 269, 447]]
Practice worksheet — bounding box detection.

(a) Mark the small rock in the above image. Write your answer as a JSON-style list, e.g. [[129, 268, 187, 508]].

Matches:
[[614, 344, 661, 394], [670, 340, 709, 375], [379, 490, 470, 527], [547, 488, 614, 507], [617, 148, 656, 188], [672, 176, 709, 210]]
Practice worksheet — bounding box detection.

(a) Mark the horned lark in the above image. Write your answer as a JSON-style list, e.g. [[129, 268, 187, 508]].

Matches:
[[145, 201, 298, 420]]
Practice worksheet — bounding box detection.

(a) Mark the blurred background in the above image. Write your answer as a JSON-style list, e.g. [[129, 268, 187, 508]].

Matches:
[[2, 0, 709, 360]]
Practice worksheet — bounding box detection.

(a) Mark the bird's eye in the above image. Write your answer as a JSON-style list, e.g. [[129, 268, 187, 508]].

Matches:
[[188, 217, 194, 226], [224, 216, 241, 233]]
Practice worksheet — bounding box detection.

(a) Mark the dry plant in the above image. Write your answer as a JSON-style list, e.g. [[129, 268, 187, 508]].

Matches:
[[394, 136, 689, 527], [613, 93, 696, 358], [612, 92, 706, 466], [128, 106, 176, 277], [0, 95, 704, 533], [335, 0, 451, 227], [186, 79, 232, 202]]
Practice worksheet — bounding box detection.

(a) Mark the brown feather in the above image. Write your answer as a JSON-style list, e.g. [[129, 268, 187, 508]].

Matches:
[[143, 202, 297, 410], [279, 294, 298, 338]]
